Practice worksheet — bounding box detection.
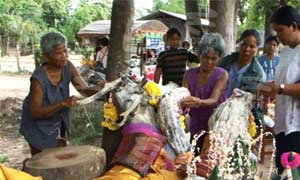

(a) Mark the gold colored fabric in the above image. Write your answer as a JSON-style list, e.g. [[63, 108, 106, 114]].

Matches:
[[91, 165, 141, 180], [141, 166, 182, 180], [0, 163, 42, 180]]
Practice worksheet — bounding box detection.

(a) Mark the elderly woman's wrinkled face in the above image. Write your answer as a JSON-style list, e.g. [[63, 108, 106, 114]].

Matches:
[[239, 35, 258, 60], [200, 50, 219, 72], [46, 44, 68, 68]]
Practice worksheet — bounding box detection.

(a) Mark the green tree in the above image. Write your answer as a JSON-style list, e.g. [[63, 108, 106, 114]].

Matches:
[[0, 0, 44, 57], [61, 1, 111, 50], [238, 0, 299, 41], [0, 14, 15, 56], [34, 0, 70, 28], [152, 0, 185, 14], [152, 0, 209, 16]]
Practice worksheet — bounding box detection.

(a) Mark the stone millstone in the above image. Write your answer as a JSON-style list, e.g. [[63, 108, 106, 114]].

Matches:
[[24, 145, 106, 180]]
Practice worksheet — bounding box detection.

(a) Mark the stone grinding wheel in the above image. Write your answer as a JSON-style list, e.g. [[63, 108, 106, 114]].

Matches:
[[24, 145, 106, 180]]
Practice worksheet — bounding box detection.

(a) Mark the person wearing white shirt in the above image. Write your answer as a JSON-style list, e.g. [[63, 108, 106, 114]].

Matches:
[[96, 37, 109, 69], [259, 5, 300, 174]]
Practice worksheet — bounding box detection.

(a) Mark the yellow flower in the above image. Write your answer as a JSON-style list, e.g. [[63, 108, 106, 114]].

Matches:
[[81, 58, 89, 65], [179, 115, 186, 130], [248, 114, 256, 138], [102, 102, 119, 131], [108, 124, 119, 131], [101, 120, 110, 127], [88, 60, 96, 67], [103, 102, 118, 122], [149, 98, 159, 106], [144, 81, 162, 106], [144, 81, 162, 97]]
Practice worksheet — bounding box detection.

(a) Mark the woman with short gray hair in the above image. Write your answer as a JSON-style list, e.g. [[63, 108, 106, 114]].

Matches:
[[198, 32, 225, 58], [40, 32, 67, 55], [20, 32, 102, 156], [181, 33, 228, 154]]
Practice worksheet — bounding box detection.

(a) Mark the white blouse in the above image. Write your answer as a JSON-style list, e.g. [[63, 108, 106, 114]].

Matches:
[[274, 44, 300, 135]]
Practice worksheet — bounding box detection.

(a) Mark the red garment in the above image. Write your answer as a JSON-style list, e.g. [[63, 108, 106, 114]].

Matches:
[[111, 133, 164, 176]]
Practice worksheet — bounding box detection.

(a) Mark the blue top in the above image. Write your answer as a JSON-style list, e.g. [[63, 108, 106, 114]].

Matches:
[[227, 63, 250, 97], [218, 52, 266, 96], [258, 55, 280, 81], [20, 62, 71, 150]]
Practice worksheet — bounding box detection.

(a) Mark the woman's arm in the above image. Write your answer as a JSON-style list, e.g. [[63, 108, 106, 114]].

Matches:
[[200, 71, 228, 107], [182, 71, 228, 108], [259, 82, 300, 98], [69, 61, 103, 96], [30, 79, 77, 119]]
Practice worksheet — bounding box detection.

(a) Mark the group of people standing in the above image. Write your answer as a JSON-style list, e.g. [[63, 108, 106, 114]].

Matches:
[[154, 5, 300, 174], [18, 4, 300, 176]]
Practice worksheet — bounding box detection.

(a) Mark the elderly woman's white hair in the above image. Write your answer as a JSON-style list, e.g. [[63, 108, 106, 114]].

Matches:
[[198, 33, 225, 57], [40, 32, 67, 55]]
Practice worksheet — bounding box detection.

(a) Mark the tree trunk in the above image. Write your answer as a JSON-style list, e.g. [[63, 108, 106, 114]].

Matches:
[[209, 0, 237, 56], [184, 0, 204, 54], [16, 44, 21, 72], [103, 0, 134, 166], [1, 33, 9, 57], [32, 35, 35, 55], [233, 0, 239, 52], [106, 0, 134, 81], [264, 9, 276, 42]]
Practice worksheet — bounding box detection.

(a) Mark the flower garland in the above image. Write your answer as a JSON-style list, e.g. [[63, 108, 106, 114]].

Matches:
[[101, 93, 119, 131], [143, 81, 162, 106], [248, 114, 257, 138], [281, 152, 300, 169], [81, 58, 96, 68]]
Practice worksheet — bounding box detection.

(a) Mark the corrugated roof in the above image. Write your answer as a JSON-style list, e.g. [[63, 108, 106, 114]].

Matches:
[[77, 20, 168, 36], [139, 10, 209, 26]]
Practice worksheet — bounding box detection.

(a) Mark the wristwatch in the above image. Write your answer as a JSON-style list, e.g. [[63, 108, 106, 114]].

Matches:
[[278, 84, 285, 94]]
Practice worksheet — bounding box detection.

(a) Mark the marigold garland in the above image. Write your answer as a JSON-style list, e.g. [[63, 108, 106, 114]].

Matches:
[[81, 58, 96, 68], [102, 100, 119, 131], [248, 114, 256, 138], [143, 81, 162, 106]]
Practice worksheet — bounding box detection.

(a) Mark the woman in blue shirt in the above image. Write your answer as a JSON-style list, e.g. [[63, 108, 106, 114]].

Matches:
[[20, 32, 103, 156], [219, 29, 266, 97], [258, 35, 280, 81]]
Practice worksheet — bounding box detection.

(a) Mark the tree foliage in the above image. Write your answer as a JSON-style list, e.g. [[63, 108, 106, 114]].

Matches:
[[238, 0, 299, 38], [152, 0, 185, 14], [0, 0, 111, 56], [61, 1, 111, 49], [152, 0, 209, 16]]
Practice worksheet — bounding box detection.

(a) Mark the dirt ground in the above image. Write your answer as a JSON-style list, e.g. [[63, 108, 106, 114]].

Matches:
[[0, 73, 31, 169]]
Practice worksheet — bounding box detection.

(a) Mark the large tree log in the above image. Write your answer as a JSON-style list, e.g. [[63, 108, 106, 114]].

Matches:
[[210, 0, 237, 56], [24, 145, 106, 180], [184, 0, 205, 53], [103, 0, 134, 166]]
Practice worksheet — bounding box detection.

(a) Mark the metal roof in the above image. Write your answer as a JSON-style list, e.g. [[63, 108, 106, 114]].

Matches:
[[77, 20, 169, 36], [139, 10, 209, 26]]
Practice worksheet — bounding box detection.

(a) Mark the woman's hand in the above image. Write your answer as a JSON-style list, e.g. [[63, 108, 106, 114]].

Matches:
[[61, 96, 77, 108], [258, 82, 279, 97], [181, 96, 201, 108], [97, 80, 107, 88]]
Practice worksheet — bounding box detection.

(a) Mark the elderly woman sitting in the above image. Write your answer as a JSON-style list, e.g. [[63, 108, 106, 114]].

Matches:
[[20, 32, 101, 156], [181, 33, 228, 154]]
